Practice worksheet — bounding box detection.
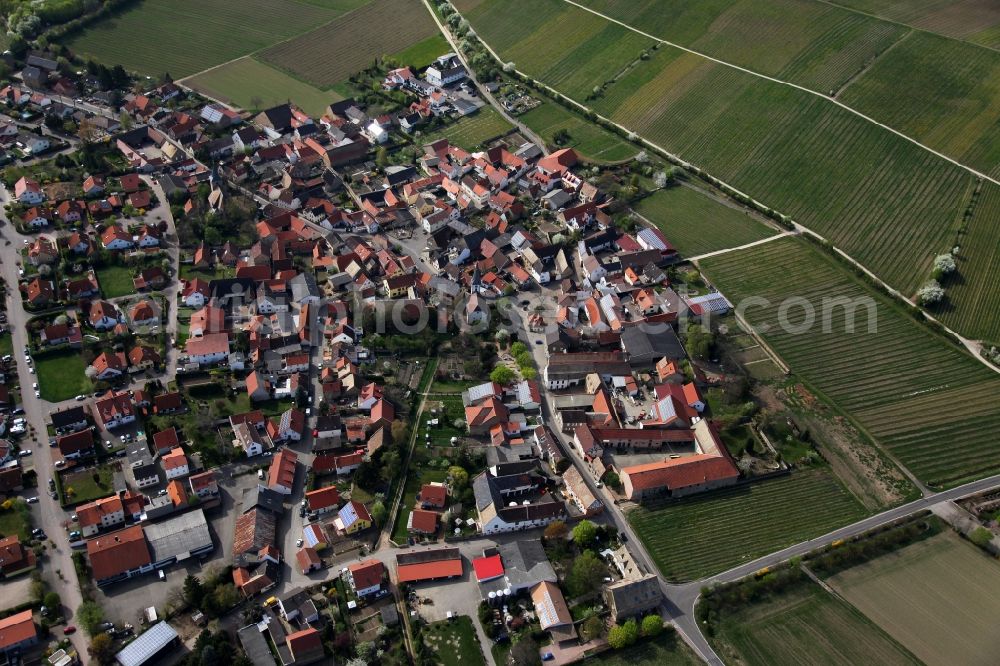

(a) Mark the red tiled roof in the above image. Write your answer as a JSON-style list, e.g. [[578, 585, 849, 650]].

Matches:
[[0, 610, 35, 650], [268, 449, 298, 489], [287, 628, 323, 659], [76, 495, 124, 527], [86, 525, 151, 581], [348, 559, 384, 590], [162, 447, 187, 471], [305, 485, 340, 511], [419, 483, 447, 508], [166, 479, 188, 506], [57, 429, 93, 456], [153, 428, 180, 450], [408, 509, 438, 534], [622, 454, 739, 491], [189, 470, 217, 491], [296, 546, 320, 572], [154, 391, 183, 412], [0, 536, 35, 574]]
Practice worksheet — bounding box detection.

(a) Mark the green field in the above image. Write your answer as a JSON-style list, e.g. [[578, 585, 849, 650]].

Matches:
[[588, 630, 701, 665], [260, 0, 439, 89], [63, 0, 343, 78], [420, 107, 513, 150], [828, 531, 1000, 666], [577, 0, 910, 93], [458, 0, 656, 102], [838, 31, 1000, 178], [420, 396, 466, 447], [36, 350, 91, 403], [462, 0, 974, 297], [709, 580, 919, 666], [825, 0, 1000, 48], [0, 502, 29, 541], [634, 185, 777, 256], [96, 264, 137, 299], [185, 57, 344, 116], [518, 102, 637, 162], [421, 616, 485, 666], [628, 469, 867, 581], [935, 181, 1000, 342], [576, 0, 1000, 176], [701, 237, 1000, 487], [61, 464, 115, 506], [393, 34, 450, 69]]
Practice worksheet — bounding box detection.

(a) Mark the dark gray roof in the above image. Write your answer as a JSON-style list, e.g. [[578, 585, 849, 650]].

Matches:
[[606, 574, 662, 619], [496, 540, 557, 590], [144, 509, 213, 563], [485, 443, 535, 466], [620, 325, 684, 365], [237, 625, 274, 666], [51, 406, 87, 428], [289, 272, 319, 301], [258, 104, 293, 131], [243, 486, 285, 515]]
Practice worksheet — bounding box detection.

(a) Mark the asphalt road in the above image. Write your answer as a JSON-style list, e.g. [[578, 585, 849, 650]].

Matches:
[[0, 195, 86, 656]]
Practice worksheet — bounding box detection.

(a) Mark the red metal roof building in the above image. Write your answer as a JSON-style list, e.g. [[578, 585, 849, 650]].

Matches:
[[472, 554, 504, 582]]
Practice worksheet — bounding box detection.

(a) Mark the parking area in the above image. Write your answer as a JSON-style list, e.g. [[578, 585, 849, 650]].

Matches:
[[94, 469, 252, 625]]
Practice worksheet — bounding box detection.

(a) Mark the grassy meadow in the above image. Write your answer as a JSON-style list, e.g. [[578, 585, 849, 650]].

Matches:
[[185, 57, 344, 116], [634, 185, 777, 256], [518, 102, 637, 162], [419, 106, 513, 150], [63, 0, 344, 77], [260, 0, 438, 89]]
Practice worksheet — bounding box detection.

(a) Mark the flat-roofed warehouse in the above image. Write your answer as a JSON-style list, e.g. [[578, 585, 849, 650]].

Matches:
[[115, 622, 179, 666], [143, 509, 214, 567]]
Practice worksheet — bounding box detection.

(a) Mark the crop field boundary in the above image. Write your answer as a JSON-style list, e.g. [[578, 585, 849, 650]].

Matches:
[[175, 1, 373, 89], [814, 0, 1000, 55], [558, 0, 1000, 189], [829, 29, 914, 98], [449, 3, 1000, 374]]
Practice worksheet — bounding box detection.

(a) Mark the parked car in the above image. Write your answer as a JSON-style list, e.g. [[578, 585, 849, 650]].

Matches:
[[63, 626, 76, 635], [25, 496, 37, 504], [74, 395, 85, 401], [18, 449, 30, 457]]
